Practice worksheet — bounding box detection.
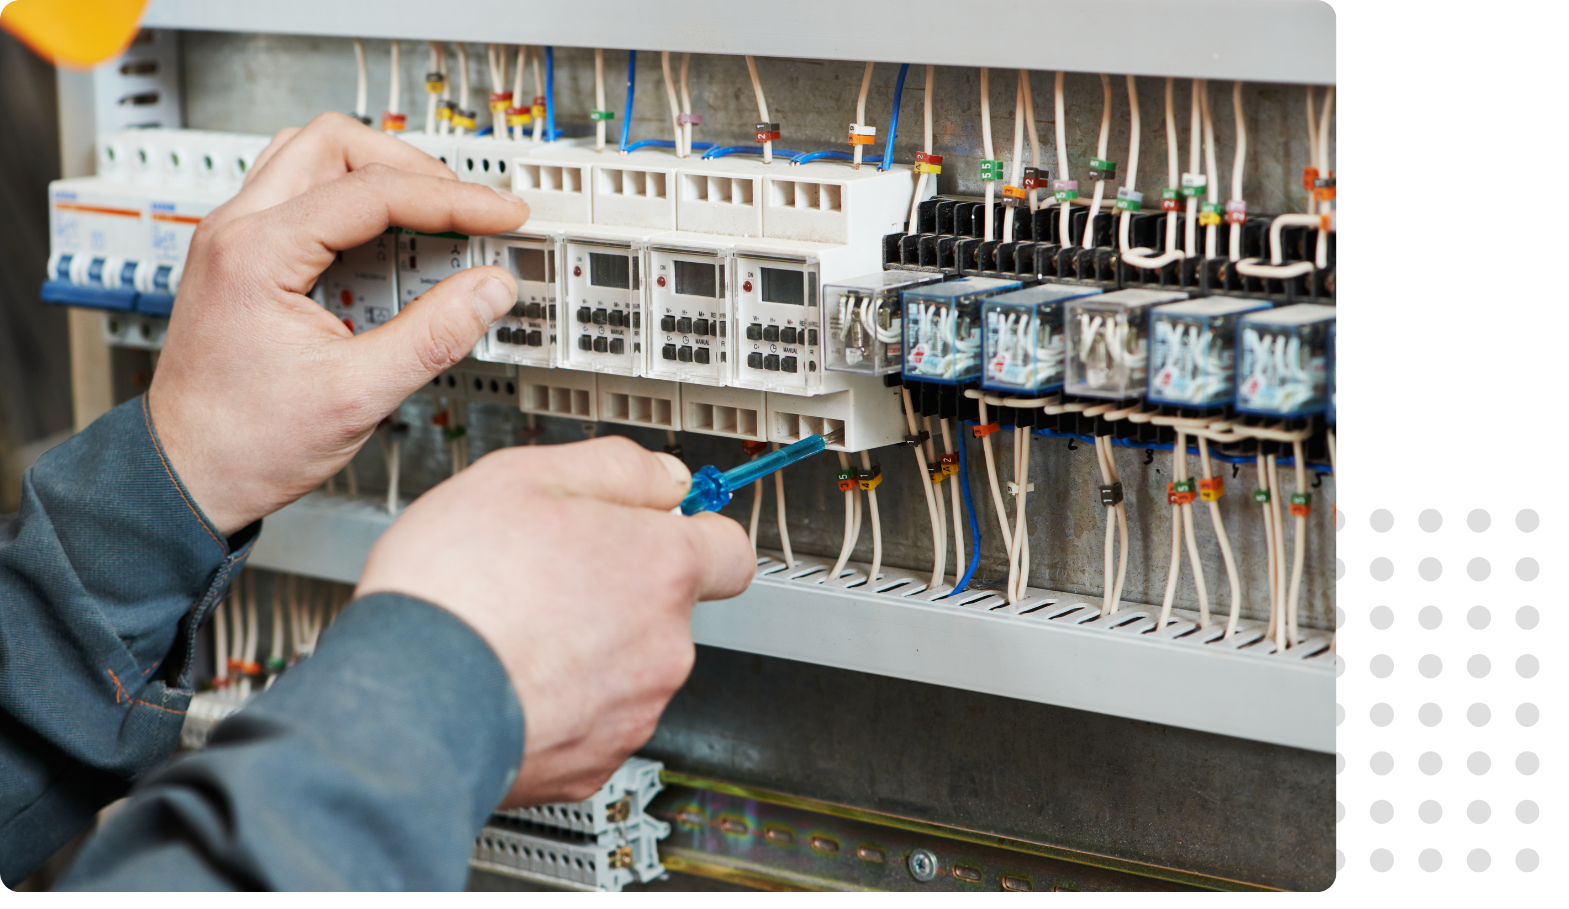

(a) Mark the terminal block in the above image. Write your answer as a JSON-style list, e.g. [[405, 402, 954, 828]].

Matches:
[[1063, 289, 1187, 399], [475, 232, 558, 369], [1235, 303, 1336, 417], [495, 757, 665, 836], [822, 271, 943, 376], [1147, 297, 1269, 408], [901, 276, 1021, 384], [560, 228, 657, 375], [643, 237, 733, 384], [981, 284, 1104, 394], [314, 231, 399, 335], [422, 358, 520, 406]]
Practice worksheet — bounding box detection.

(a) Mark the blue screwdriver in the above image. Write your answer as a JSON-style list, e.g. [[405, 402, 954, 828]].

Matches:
[[679, 431, 843, 515]]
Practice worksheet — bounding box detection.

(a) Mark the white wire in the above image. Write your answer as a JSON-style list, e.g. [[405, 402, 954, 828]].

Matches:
[[1008, 430, 1031, 603], [388, 40, 400, 119], [980, 68, 995, 241], [1177, 436, 1210, 629], [745, 56, 772, 164], [860, 450, 884, 584], [1287, 440, 1309, 647], [772, 442, 794, 568], [1082, 74, 1112, 248], [213, 585, 229, 688], [923, 416, 947, 583], [661, 52, 682, 154], [1200, 79, 1219, 259], [679, 53, 693, 158], [594, 48, 607, 151], [901, 386, 945, 591], [1122, 78, 1184, 270], [854, 61, 873, 170], [1315, 87, 1335, 268], [1054, 71, 1072, 246], [353, 38, 368, 120], [1116, 74, 1140, 254], [976, 397, 1013, 553], [1185, 80, 1200, 256], [1197, 437, 1242, 638], [1305, 87, 1319, 214], [512, 47, 526, 141], [1022, 70, 1042, 212], [1229, 81, 1247, 262], [829, 451, 857, 582], [906, 65, 935, 236], [1002, 69, 1026, 240]]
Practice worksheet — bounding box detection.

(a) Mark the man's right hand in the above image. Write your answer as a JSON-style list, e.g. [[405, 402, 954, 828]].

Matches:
[[356, 436, 754, 806]]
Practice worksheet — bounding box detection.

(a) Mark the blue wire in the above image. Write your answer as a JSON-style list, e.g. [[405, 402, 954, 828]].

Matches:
[[545, 47, 557, 141], [475, 126, 493, 137], [789, 150, 856, 165], [624, 139, 716, 153], [879, 63, 908, 172], [702, 145, 803, 161], [954, 421, 982, 594], [618, 50, 635, 153]]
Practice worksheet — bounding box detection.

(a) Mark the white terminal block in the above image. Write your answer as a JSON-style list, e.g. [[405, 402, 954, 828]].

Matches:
[[398, 130, 459, 172], [559, 225, 658, 375], [730, 237, 879, 395], [641, 232, 734, 385], [47, 177, 148, 284], [448, 134, 590, 190], [591, 149, 679, 231], [768, 374, 907, 452], [511, 146, 594, 223], [517, 363, 598, 421], [474, 229, 559, 369]]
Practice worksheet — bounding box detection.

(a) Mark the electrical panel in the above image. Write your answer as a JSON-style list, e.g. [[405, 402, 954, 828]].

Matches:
[[1235, 303, 1336, 417], [1146, 296, 1269, 408], [1063, 289, 1187, 399], [980, 284, 1103, 395]]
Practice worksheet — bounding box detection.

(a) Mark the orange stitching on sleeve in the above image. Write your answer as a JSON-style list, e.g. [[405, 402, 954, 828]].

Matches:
[[133, 699, 188, 715], [141, 395, 226, 553], [106, 668, 127, 704]]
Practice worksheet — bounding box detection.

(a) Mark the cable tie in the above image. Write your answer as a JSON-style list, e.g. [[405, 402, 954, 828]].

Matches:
[[971, 422, 1001, 439], [1098, 482, 1124, 506], [1161, 188, 1182, 212], [380, 112, 407, 132], [902, 430, 932, 447], [1167, 479, 1197, 505], [1006, 481, 1036, 494], [979, 158, 1005, 182], [1197, 476, 1225, 501], [1114, 187, 1144, 212], [1289, 491, 1312, 517], [1051, 180, 1079, 202], [857, 465, 883, 491], [914, 151, 943, 175], [488, 91, 514, 113], [1089, 158, 1117, 182]]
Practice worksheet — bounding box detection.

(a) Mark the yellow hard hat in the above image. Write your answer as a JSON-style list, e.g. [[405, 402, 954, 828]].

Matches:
[[1, 0, 150, 70]]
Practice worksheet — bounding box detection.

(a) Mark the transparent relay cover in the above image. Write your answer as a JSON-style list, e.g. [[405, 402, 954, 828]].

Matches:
[[1064, 289, 1187, 399], [902, 276, 1021, 384], [1236, 303, 1335, 417], [1146, 296, 1269, 408], [981, 284, 1103, 394], [823, 271, 943, 375]]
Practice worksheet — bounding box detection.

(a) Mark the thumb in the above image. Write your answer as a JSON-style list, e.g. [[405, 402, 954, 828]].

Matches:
[[342, 264, 517, 410]]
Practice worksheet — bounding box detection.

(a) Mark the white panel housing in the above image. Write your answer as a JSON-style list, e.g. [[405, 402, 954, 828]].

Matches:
[[767, 376, 907, 452], [596, 374, 681, 431], [517, 364, 598, 421], [679, 383, 766, 442]]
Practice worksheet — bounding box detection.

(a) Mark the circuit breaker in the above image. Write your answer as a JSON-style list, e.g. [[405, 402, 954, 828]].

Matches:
[[642, 237, 732, 384], [474, 232, 558, 368]]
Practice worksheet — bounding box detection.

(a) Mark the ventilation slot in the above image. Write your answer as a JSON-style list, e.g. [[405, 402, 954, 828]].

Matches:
[[683, 174, 709, 201], [771, 413, 844, 444], [687, 402, 760, 438], [520, 165, 584, 193], [603, 392, 674, 427], [523, 383, 592, 417]]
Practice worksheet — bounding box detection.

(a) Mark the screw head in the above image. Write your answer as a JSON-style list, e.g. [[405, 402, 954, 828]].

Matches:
[[907, 848, 938, 882]]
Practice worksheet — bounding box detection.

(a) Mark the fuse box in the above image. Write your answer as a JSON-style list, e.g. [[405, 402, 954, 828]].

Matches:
[[642, 235, 733, 384], [560, 227, 655, 375], [980, 284, 1104, 394], [475, 232, 559, 368], [314, 230, 399, 335], [1146, 296, 1270, 408], [822, 270, 943, 376], [1235, 303, 1335, 417], [1063, 289, 1188, 399], [901, 276, 1021, 385], [731, 238, 875, 395]]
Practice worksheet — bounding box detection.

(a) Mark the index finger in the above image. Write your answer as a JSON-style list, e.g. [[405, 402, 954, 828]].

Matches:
[[217, 113, 457, 225]]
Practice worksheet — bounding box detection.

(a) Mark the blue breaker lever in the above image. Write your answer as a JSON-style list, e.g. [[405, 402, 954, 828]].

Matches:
[[679, 432, 839, 515]]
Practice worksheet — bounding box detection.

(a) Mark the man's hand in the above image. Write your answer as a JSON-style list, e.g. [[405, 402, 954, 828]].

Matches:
[[356, 437, 754, 806], [148, 113, 532, 536]]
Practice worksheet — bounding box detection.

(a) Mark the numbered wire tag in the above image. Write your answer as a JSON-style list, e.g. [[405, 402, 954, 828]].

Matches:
[[380, 112, 407, 132], [489, 91, 514, 113], [1180, 171, 1207, 197], [1321, 212, 1336, 232], [1253, 488, 1271, 504], [836, 467, 858, 492], [1301, 166, 1320, 192], [858, 465, 884, 491], [1022, 167, 1047, 190], [972, 422, 1001, 439], [531, 96, 547, 119], [589, 109, 616, 121], [425, 72, 446, 93], [755, 122, 781, 143], [677, 113, 703, 126], [1225, 200, 1248, 224], [1099, 481, 1124, 506], [979, 159, 1005, 182], [1089, 158, 1117, 182], [1114, 187, 1143, 212], [506, 106, 532, 127], [1167, 479, 1197, 505], [939, 452, 961, 477], [1001, 184, 1027, 206], [928, 464, 946, 485], [436, 101, 456, 122], [1052, 179, 1079, 203], [848, 123, 877, 145], [914, 151, 943, 174], [1312, 172, 1336, 201], [742, 440, 769, 457], [452, 109, 478, 130], [1198, 476, 1225, 502], [264, 657, 287, 673], [1198, 202, 1223, 227], [1289, 492, 1313, 517], [1161, 188, 1182, 212]]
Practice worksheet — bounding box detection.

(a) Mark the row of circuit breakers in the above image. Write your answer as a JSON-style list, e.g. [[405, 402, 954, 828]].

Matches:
[[45, 128, 1335, 452]]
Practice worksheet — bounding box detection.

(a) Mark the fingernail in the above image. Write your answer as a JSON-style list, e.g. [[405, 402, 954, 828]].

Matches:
[[492, 188, 524, 204], [656, 452, 691, 489], [472, 277, 516, 323]]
